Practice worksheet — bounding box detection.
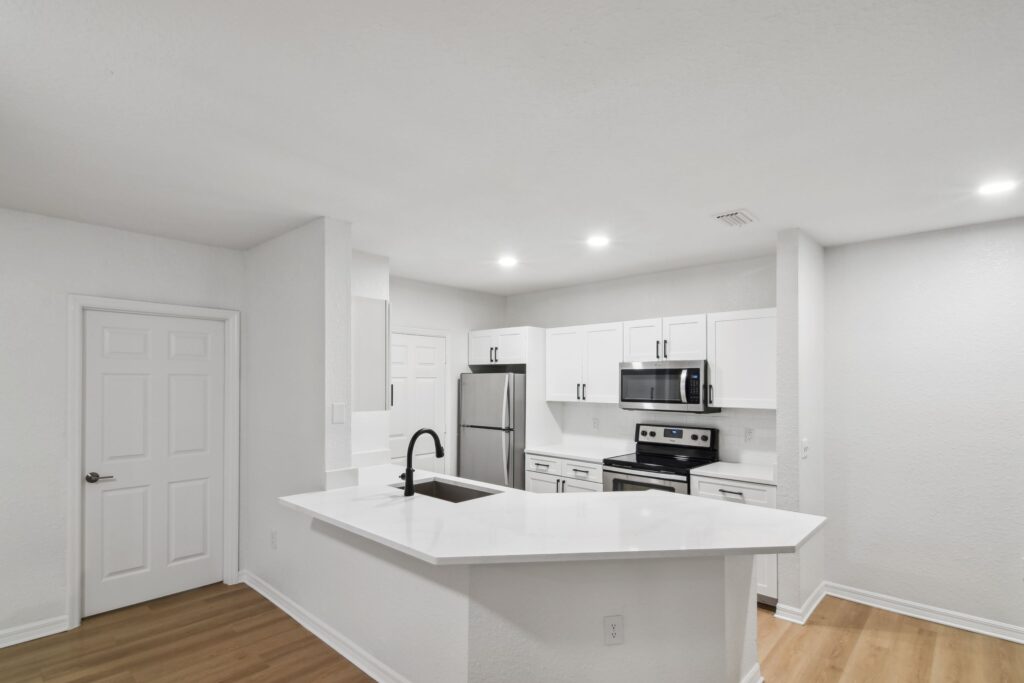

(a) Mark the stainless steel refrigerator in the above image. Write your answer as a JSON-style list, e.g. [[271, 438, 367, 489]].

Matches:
[[458, 372, 526, 489]]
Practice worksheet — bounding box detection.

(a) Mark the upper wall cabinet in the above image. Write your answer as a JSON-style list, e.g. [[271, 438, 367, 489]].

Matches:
[[468, 327, 537, 365], [622, 315, 707, 362], [707, 308, 776, 409], [352, 297, 390, 411], [546, 322, 623, 403]]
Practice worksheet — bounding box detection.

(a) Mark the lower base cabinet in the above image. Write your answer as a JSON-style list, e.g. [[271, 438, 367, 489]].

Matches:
[[525, 453, 604, 493], [690, 473, 779, 603]]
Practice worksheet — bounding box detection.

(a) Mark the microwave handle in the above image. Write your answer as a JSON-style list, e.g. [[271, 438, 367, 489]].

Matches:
[[708, 383, 714, 405]]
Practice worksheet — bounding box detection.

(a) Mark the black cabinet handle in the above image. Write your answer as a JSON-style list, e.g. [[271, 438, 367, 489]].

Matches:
[[576, 383, 580, 400], [582, 383, 587, 401], [494, 346, 498, 363], [390, 384, 394, 407], [656, 340, 660, 359], [489, 347, 495, 362], [718, 488, 745, 497], [663, 339, 668, 357]]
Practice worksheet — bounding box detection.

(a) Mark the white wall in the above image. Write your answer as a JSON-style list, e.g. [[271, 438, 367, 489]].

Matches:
[[825, 218, 1024, 629], [504, 255, 776, 328], [504, 256, 778, 453], [775, 229, 826, 613], [0, 208, 244, 636], [389, 276, 506, 473]]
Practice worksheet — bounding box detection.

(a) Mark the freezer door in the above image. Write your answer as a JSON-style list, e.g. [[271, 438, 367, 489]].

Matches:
[[460, 373, 511, 428], [458, 426, 512, 487]]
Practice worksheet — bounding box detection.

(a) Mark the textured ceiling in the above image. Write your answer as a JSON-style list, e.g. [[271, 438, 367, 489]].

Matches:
[[1, 1, 1022, 294]]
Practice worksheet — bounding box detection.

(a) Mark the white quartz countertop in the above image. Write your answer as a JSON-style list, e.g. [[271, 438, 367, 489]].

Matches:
[[690, 461, 778, 486], [525, 438, 634, 462], [280, 465, 824, 566]]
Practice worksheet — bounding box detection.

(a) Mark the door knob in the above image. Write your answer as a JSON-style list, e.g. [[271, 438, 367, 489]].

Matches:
[[84, 472, 114, 483]]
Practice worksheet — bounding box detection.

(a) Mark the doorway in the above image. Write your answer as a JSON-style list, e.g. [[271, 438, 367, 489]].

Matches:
[[68, 296, 239, 627], [389, 332, 447, 473]]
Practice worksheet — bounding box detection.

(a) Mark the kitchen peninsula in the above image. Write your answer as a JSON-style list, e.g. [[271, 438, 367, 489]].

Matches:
[[281, 465, 825, 683]]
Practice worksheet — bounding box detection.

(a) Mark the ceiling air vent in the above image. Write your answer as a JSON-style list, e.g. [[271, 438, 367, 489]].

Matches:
[[713, 209, 756, 227]]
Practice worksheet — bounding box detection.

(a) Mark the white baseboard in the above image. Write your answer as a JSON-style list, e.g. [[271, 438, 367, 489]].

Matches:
[[825, 582, 1024, 645], [0, 615, 69, 649], [774, 580, 827, 625], [740, 663, 764, 683], [239, 570, 409, 683]]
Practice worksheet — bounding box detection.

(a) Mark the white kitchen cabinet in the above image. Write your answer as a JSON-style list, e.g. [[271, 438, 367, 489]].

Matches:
[[545, 323, 622, 403], [707, 308, 776, 409], [468, 327, 536, 365], [525, 470, 561, 493], [622, 315, 706, 361], [562, 477, 603, 493], [690, 473, 778, 602], [622, 318, 662, 361]]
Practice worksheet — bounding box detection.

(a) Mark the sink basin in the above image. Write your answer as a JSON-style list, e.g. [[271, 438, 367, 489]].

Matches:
[[392, 479, 499, 503]]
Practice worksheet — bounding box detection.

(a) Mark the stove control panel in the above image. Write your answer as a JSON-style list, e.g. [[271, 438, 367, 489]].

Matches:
[[635, 424, 715, 448]]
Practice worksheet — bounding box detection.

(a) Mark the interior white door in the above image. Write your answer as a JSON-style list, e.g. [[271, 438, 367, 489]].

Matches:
[[622, 319, 662, 361], [545, 327, 584, 401], [662, 314, 707, 360], [389, 333, 447, 473], [582, 322, 623, 403], [83, 311, 225, 617]]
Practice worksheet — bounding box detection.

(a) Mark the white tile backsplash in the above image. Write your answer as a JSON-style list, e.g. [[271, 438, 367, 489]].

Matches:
[[559, 403, 776, 464]]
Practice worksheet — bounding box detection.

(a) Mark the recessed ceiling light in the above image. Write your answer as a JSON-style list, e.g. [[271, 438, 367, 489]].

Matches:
[[977, 179, 1019, 196], [497, 255, 518, 268], [586, 235, 611, 249]]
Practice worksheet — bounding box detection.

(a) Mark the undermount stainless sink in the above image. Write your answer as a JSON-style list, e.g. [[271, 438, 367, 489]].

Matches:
[[392, 479, 499, 503]]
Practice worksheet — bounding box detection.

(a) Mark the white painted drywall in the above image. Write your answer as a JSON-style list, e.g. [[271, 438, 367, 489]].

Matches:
[[775, 229, 826, 612], [504, 255, 776, 328], [389, 276, 506, 473], [242, 223, 470, 681], [0, 208, 244, 634], [825, 218, 1024, 628]]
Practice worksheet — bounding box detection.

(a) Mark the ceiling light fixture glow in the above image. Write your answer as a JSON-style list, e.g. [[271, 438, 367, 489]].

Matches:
[[498, 255, 518, 268], [586, 235, 611, 248], [977, 179, 1019, 196]]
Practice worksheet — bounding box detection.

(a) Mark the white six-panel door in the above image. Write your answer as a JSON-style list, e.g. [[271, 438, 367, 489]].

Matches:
[[83, 311, 225, 616], [389, 333, 447, 473]]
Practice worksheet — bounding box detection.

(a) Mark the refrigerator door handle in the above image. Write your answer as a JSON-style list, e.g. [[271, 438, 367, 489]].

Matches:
[[502, 429, 511, 486], [501, 374, 511, 430]]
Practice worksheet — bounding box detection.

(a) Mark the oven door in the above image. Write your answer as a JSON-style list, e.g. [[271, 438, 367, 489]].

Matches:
[[602, 466, 688, 494], [618, 360, 707, 412]]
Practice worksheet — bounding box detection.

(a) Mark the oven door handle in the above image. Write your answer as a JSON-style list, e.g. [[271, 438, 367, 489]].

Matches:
[[603, 466, 688, 484]]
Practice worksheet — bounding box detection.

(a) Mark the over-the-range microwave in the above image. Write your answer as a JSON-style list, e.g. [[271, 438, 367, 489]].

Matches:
[[618, 360, 721, 413]]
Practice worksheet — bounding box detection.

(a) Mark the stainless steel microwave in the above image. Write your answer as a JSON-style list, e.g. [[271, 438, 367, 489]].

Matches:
[[618, 360, 721, 413]]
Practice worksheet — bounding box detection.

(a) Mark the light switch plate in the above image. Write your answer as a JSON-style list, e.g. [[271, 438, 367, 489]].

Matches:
[[332, 403, 347, 424]]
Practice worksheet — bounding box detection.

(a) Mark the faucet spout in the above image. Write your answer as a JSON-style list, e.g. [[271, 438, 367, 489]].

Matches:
[[402, 428, 446, 496]]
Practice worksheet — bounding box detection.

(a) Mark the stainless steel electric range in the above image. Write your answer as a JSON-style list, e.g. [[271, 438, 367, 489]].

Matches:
[[602, 423, 718, 494]]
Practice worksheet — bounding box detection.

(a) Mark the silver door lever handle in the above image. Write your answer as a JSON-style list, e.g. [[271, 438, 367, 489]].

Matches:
[[84, 472, 114, 483]]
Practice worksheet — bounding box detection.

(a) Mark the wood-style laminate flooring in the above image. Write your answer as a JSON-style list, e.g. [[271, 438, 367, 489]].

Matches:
[[1, 584, 1020, 682]]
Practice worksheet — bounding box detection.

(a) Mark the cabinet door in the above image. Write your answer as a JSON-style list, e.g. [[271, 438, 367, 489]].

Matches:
[[707, 308, 776, 409], [622, 319, 662, 361], [662, 314, 707, 360], [495, 328, 526, 364], [525, 471, 561, 493], [546, 327, 584, 401], [562, 477, 603, 493], [581, 322, 623, 403], [468, 330, 496, 365]]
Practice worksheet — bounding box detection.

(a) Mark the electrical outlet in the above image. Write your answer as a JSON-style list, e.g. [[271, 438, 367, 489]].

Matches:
[[592, 417, 600, 430], [270, 530, 278, 550], [744, 427, 754, 443], [604, 615, 624, 645]]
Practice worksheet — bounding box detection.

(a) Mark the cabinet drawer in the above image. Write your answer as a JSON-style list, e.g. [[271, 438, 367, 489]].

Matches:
[[525, 453, 561, 475], [691, 475, 776, 507], [561, 460, 602, 483]]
